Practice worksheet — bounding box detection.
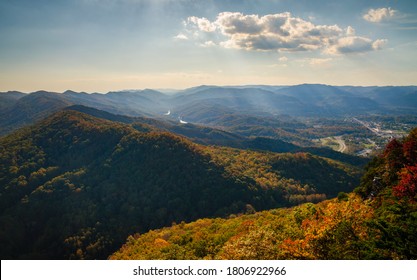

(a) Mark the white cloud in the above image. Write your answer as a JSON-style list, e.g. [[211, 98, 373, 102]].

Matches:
[[216, 12, 264, 35], [326, 36, 387, 54], [174, 33, 188, 40], [372, 39, 387, 50], [279, 56, 288, 62], [363, 7, 398, 23], [187, 16, 216, 32], [183, 12, 385, 55], [346, 26, 355, 36], [201, 40, 216, 47]]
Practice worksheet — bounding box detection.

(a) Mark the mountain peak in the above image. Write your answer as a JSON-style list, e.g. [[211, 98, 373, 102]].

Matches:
[[63, 90, 78, 95]]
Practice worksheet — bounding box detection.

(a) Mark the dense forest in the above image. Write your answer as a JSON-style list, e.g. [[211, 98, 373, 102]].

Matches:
[[112, 128, 417, 260], [1, 0, 417, 264], [0, 110, 361, 259]]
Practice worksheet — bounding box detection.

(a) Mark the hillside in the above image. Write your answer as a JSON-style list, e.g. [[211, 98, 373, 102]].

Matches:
[[2, 85, 417, 137], [111, 128, 417, 260], [111, 194, 375, 260], [0, 91, 73, 135], [1, 85, 415, 162], [0, 110, 361, 259], [66, 105, 368, 167], [0, 91, 26, 110]]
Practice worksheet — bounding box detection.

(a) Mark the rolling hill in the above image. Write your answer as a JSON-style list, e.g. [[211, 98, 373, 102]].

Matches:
[[0, 91, 26, 110], [65, 105, 368, 167], [111, 128, 417, 260], [0, 91, 73, 135], [0, 110, 361, 259], [2, 84, 417, 136]]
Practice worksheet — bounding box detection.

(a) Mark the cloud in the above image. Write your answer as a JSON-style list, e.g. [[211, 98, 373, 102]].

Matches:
[[326, 36, 387, 54], [309, 58, 332, 66], [278, 56, 288, 62], [346, 26, 355, 36], [174, 33, 188, 40], [201, 40, 216, 47], [372, 39, 387, 50], [216, 12, 264, 35], [187, 16, 216, 32], [182, 12, 385, 55], [363, 7, 398, 23]]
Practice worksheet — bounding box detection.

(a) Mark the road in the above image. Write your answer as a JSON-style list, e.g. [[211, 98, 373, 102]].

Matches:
[[352, 118, 383, 136], [334, 136, 347, 153]]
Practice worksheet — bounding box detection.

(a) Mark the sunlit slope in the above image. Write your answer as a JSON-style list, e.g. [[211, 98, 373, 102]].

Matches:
[[110, 194, 375, 260], [0, 110, 361, 259], [111, 128, 417, 260]]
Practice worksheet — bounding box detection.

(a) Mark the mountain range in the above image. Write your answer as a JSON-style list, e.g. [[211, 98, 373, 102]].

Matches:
[[0, 84, 416, 260], [0, 109, 362, 259], [1, 84, 417, 136], [111, 127, 417, 260]]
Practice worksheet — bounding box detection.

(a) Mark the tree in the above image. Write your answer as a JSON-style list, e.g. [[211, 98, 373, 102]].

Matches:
[[393, 165, 417, 201]]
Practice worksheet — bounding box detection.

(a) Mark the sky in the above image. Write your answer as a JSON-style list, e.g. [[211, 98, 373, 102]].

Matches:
[[0, 0, 417, 92]]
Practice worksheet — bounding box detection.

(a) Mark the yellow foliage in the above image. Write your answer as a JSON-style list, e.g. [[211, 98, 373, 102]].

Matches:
[[154, 238, 169, 248]]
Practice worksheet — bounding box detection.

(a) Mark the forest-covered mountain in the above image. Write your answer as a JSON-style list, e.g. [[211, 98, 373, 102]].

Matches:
[[1, 84, 417, 136], [0, 110, 361, 259], [0, 91, 26, 111], [111, 128, 417, 260], [66, 105, 368, 167]]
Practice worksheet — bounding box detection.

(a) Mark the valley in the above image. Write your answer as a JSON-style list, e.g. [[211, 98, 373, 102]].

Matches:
[[2, 84, 416, 157], [314, 116, 413, 157], [112, 125, 417, 260], [1, 0, 417, 266], [0, 84, 416, 260]]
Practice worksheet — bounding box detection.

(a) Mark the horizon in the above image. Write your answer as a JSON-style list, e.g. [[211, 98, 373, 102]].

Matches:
[[2, 83, 417, 95], [1, 0, 417, 92]]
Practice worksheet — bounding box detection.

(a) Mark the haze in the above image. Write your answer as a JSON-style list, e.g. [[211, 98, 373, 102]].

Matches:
[[1, 0, 416, 92]]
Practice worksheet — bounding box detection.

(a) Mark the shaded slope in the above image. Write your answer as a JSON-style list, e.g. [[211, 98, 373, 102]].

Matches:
[[0, 110, 362, 259], [0, 91, 26, 110], [66, 105, 368, 167], [2, 84, 417, 137], [0, 91, 73, 135], [0, 111, 254, 259], [111, 127, 417, 261]]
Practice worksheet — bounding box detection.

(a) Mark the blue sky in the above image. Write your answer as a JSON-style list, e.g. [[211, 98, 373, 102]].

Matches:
[[0, 0, 416, 92]]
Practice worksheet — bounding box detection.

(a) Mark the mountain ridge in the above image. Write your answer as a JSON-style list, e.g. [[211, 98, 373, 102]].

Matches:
[[0, 109, 362, 259], [64, 105, 368, 167], [2, 84, 417, 141], [111, 127, 417, 260]]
